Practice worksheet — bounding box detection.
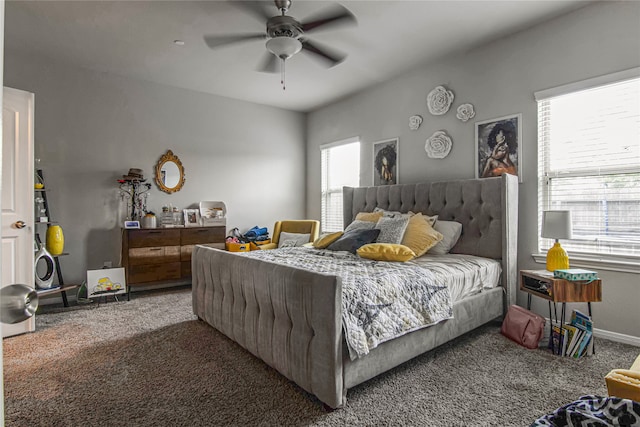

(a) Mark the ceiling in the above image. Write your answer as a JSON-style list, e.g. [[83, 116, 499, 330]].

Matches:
[[4, 0, 590, 112]]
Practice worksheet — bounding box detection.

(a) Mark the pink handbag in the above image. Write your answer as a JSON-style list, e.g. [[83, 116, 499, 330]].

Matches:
[[501, 304, 546, 349]]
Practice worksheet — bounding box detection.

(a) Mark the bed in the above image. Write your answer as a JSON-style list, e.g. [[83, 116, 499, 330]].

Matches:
[[192, 174, 518, 408]]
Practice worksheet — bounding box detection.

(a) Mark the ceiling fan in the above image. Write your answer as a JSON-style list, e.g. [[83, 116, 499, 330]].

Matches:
[[203, 0, 357, 89]]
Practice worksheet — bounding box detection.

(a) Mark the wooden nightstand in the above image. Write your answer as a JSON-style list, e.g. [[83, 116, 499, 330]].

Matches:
[[520, 269, 602, 353]]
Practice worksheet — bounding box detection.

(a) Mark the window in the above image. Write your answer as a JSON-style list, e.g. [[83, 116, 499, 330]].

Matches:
[[536, 68, 640, 261], [321, 138, 360, 233]]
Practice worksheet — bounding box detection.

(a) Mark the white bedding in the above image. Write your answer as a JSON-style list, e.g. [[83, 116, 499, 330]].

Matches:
[[410, 254, 502, 303], [241, 247, 453, 358]]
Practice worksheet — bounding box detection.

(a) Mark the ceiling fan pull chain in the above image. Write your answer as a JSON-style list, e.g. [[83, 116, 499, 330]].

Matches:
[[281, 57, 286, 90]]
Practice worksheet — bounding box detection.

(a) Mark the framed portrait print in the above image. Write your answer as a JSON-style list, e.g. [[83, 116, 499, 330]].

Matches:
[[475, 113, 522, 182], [373, 138, 399, 186], [183, 208, 201, 227]]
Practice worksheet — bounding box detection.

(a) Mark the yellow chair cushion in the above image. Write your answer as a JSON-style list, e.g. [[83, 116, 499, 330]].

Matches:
[[357, 243, 416, 262], [257, 242, 277, 250], [355, 211, 384, 223], [313, 232, 344, 249], [605, 369, 640, 402], [401, 213, 444, 257]]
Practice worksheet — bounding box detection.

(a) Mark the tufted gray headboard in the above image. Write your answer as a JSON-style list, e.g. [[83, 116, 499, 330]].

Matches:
[[343, 174, 519, 307]]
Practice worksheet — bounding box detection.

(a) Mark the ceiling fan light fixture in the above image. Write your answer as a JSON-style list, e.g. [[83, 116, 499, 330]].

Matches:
[[266, 37, 302, 59]]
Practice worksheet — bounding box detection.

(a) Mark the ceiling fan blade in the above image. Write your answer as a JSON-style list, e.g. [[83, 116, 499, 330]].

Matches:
[[301, 4, 356, 33], [257, 52, 278, 73], [300, 38, 346, 67], [228, 0, 273, 23], [203, 33, 266, 49]]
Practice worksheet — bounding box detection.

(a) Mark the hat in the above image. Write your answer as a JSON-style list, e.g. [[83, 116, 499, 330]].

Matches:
[[122, 168, 145, 181]]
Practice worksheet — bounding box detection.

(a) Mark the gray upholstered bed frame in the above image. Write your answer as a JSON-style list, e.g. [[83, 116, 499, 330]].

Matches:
[[192, 174, 518, 408]]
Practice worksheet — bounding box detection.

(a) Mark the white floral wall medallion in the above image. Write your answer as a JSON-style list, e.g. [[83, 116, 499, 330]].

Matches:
[[456, 103, 476, 122], [427, 85, 454, 116], [425, 130, 453, 159], [409, 115, 423, 131]]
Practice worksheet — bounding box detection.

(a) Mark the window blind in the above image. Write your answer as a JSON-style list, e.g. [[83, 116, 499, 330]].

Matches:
[[321, 141, 360, 232], [537, 74, 640, 257]]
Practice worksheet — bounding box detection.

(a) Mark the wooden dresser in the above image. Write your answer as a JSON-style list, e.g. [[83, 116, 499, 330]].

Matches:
[[121, 226, 225, 299]]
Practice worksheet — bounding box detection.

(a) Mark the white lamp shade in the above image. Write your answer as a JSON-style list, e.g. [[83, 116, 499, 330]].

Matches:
[[542, 210, 573, 239], [266, 37, 302, 59]]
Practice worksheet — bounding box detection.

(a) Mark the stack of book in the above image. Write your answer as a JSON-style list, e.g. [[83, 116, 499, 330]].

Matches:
[[550, 309, 594, 358]]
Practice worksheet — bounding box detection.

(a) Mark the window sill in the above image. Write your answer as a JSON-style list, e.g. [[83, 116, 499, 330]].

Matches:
[[531, 253, 640, 274]]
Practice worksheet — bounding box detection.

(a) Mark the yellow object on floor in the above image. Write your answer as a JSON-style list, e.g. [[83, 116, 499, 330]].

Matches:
[[226, 242, 250, 252], [605, 354, 640, 402]]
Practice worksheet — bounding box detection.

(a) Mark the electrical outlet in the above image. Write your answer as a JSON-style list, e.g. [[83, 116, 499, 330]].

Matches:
[[103, 261, 113, 269]]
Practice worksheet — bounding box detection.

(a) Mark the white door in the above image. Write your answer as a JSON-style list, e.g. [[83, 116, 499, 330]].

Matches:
[[1, 87, 35, 337]]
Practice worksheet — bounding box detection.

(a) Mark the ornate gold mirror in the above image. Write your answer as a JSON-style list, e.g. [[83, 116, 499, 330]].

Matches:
[[155, 150, 185, 193]]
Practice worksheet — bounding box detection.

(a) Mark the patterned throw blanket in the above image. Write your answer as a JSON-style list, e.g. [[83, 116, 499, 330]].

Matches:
[[530, 395, 640, 426], [242, 247, 453, 359]]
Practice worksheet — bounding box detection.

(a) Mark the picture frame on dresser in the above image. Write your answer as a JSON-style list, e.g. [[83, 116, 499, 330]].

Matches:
[[124, 220, 140, 229], [183, 209, 200, 227]]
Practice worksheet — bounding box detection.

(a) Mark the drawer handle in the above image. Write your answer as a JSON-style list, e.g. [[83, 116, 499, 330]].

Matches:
[[149, 231, 162, 234], [149, 248, 162, 251]]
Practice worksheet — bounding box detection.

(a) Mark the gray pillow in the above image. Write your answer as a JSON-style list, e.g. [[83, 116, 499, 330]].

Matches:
[[344, 220, 375, 233], [428, 220, 463, 254], [278, 232, 311, 248], [326, 228, 381, 254], [375, 216, 410, 244]]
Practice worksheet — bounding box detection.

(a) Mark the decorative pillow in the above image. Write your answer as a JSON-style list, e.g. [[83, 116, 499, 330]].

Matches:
[[344, 220, 376, 234], [312, 232, 343, 249], [375, 216, 410, 244], [326, 228, 381, 254], [373, 207, 410, 219], [401, 213, 444, 257], [428, 220, 463, 254], [357, 243, 416, 262], [278, 232, 311, 248], [355, 211, 384, 223], [408, 211, 438, 226]]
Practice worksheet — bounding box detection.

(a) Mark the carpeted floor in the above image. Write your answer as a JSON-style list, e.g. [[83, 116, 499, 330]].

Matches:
[[3, 288, 638, 426]]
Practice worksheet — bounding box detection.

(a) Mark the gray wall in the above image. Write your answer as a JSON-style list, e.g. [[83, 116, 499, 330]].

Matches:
[[307, 2, 640, 339], [1, 1, 6, 421], [4, 50, 306, 285]]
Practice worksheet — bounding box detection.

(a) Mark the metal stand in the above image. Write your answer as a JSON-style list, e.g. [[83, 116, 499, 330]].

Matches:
[[35, 169, 73, 307], [527, 296, 595, 356]]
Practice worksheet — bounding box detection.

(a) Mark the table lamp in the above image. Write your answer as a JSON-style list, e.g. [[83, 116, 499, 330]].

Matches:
[[542, 210, 573, 271]]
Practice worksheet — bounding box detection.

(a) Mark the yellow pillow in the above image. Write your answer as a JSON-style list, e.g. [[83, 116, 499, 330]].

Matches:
[[408, 211, 438, 226], [401, 213, 443, 257], [355, 211, 384, 222], [357, 243, 416, 262], [312, 232, 343, 249]]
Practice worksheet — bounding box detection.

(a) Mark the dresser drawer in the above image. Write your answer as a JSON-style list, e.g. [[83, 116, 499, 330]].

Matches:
[[181, 227, 225, 245], [128, 246, 180, 265], [180, 243, 225, 261], [127, 229, 180, 248], [129, 262, 181, 284], [181, 261, 191, 279]]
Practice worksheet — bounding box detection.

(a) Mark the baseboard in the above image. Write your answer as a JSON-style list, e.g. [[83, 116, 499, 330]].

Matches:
[[593, 328, 640, 347]]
